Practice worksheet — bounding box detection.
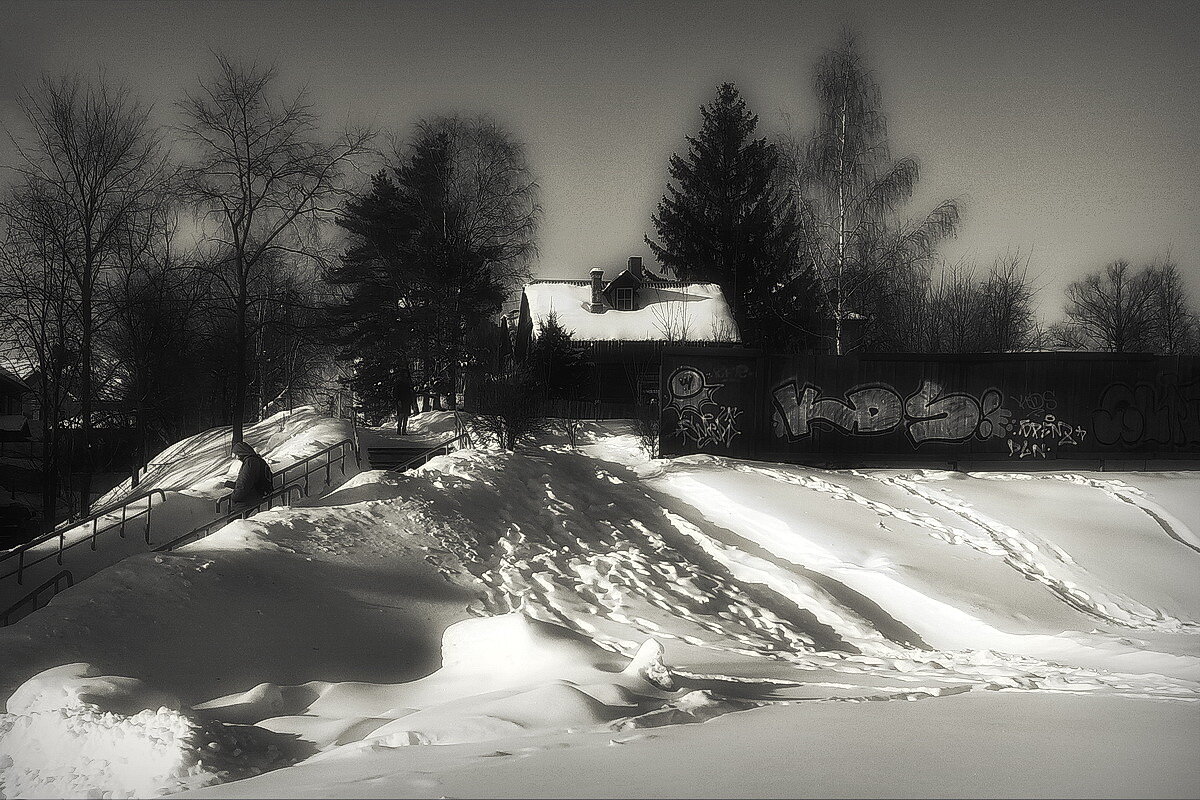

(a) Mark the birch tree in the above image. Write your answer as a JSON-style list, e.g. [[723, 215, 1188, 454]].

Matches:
[[784, 33, 959, 354]]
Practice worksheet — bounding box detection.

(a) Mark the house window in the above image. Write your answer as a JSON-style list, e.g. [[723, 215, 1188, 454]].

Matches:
[[616, 287, 634, 311]]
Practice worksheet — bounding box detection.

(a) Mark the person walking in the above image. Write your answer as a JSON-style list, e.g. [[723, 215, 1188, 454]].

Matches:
[[394, 369, 417, 435]]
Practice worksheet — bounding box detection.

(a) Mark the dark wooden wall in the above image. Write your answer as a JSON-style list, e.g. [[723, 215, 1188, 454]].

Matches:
[[660, 348, 1200, 466]]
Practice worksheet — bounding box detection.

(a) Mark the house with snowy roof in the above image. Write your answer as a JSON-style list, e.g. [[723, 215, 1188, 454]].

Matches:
[[509, 256, 740, 409]]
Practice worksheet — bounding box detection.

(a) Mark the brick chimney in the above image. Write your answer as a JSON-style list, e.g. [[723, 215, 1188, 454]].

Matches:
[[589, 268, 605, 313], [627, 256, 644, 280]]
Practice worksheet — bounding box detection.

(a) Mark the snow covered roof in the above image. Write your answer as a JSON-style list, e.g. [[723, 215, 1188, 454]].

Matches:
[[522, 280, 740, 343]]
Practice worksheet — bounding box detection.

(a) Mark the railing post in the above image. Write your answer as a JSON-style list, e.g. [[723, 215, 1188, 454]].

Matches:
[[145, 494, 153, 545], [58, 527, 64, 565], [17, 549, 24, 585], [91, 517, 98, 551], [119, 503, 128, 539]]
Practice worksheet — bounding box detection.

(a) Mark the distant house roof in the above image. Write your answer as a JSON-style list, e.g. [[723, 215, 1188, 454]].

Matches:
[[522, 278, 740, 343], [0, 367, 31, 395]]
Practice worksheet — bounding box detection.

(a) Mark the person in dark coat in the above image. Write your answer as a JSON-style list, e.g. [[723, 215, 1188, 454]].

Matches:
[[394, 369, 417, 435], [226, 441, 273, 507]]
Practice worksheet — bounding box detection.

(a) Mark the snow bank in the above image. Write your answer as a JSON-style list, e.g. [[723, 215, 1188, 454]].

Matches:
[[0, 664, 294, 798], [1, 419, 1198, 798], [195, 613, 701, 761]]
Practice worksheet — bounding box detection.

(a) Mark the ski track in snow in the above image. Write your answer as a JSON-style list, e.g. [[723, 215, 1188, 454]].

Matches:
[[870, 473, 1197, 633], [687, 459, 1199, 635]]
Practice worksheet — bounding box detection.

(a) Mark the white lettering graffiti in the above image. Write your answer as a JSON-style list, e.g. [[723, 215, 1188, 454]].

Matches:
[[666, 365, 743, 449], [1006, 406, 1087, 458], [1007, 439, 1048, 459], [1014, 415, 1087, 446], [1013, 391, 1058, 412], [771, 379, 1011, 446], [676, 406, 743, 449]]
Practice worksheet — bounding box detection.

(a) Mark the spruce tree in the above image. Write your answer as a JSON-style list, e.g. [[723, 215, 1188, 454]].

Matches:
[[327, 171, 419, 419], [526, 312, 588, 399], [646, 83, 810, 348]]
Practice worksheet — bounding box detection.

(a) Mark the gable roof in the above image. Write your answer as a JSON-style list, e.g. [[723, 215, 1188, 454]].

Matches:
[[522, 279, 740, 343], [0, 366, 31, 395]]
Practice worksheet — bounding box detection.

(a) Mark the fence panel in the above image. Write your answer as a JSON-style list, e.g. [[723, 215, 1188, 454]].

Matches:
[[661, 349, 1200, 464]]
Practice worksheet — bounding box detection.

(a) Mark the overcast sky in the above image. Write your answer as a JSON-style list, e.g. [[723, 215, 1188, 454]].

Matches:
[[2, 0, 1197, 320]]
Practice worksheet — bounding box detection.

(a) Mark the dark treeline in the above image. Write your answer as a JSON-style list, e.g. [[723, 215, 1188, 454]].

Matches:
[[2, 35, 1196, 524], [0, 57, 371, 528]]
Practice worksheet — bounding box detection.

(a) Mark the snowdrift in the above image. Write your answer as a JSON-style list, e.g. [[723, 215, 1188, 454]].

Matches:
[[0, 413, 1197, 798]]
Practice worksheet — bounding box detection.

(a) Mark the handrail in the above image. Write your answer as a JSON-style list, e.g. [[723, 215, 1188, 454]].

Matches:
[[0, 569, 73, 626], [56, 485, 167, 534], [0, 489, 168, 586], [215, 437, 357, 514], [0, 436, 358, 596], [388, 431, 472, 473], [156, 484, 306, 553]]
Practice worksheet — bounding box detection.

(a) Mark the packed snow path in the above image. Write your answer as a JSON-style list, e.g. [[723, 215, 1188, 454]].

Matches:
[[0, 416, 1197, 798]]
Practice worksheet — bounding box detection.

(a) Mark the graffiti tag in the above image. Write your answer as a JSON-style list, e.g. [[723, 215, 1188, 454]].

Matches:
[[771, 379, 1012, 446], [1013, 391, 1058, 412], [665, 366, 743, 449], [1092, 377, 1200, 447], [1006, 412, 1087, 458]]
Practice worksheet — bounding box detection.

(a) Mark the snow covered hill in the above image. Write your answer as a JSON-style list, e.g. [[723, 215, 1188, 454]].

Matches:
[[0, 414, 1196, 798]]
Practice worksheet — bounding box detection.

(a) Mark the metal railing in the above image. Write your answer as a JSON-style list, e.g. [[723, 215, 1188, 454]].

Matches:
[[0, 569, 73, 626], [388, 429, 473, 473], [156, 483, 306, 553], [0, 489, 168, 586], [0, 435, 361, 623], [214, 438, 357, 514]]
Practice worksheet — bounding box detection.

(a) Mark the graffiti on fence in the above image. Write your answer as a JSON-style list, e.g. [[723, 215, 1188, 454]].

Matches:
[[1006, 412, 1088, 459], [771, 379, 1012, 447], [1013, 391, 1058, 412], [1092, 376, 1200, 447], [665, 366, 743, 449]]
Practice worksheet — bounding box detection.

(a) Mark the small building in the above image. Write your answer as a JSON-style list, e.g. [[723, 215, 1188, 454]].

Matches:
[[511, 256, 741, 411], [0, 367, 32, 443]]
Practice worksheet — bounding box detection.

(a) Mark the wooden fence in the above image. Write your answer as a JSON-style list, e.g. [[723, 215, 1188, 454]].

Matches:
[[659, 348, 1200, 466]]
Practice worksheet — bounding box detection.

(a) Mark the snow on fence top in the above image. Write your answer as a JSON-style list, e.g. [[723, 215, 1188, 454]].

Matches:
[[522, 280, 740, 343]]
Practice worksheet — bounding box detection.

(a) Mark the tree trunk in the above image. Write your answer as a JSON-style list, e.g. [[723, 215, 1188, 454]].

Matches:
[[39, 387, 57, 533], [79, 270, 93, 514], [835, 100, 847, 357], [232, 268, 248, 445]]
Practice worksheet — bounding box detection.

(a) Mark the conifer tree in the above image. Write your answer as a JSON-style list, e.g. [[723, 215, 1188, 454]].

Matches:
[[646, 83, 809, 348], [526, 312, 588, 399], [328, 116, 538, 415], [326, 171, 419, 418]]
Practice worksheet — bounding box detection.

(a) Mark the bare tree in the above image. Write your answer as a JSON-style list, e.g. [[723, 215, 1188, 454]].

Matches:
[[1062, 259, 1158, 352], [6, 74, 171, 513], [179, 54, 373, 443], [1147, 260, 1196, 354], [650, 287, 691, 342], [97, 195, 212, 482], [0, 184, 79, 528], [979, 252, 1039, 352], [781, 32, 959, 354]]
